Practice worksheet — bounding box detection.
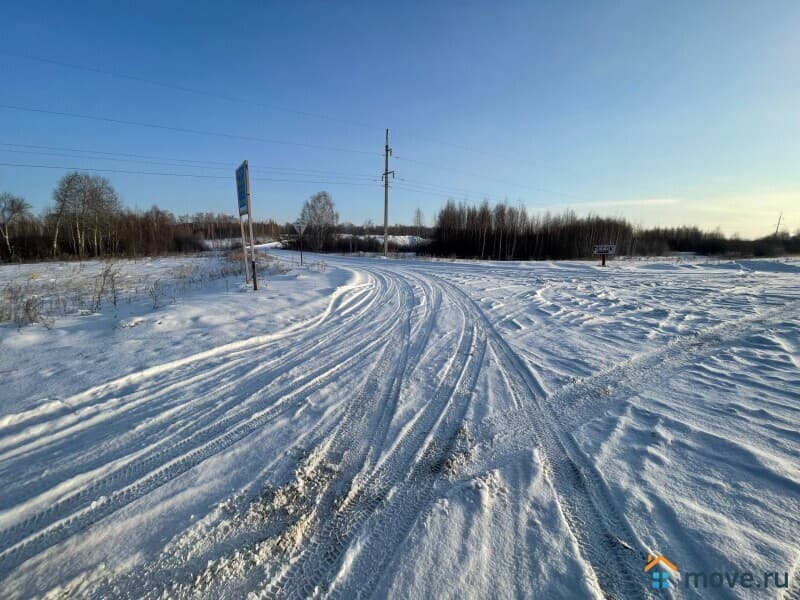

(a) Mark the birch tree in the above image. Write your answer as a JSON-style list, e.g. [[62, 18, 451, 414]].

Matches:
[[0, 192, 32, 259], [300, 191, 338, 251]]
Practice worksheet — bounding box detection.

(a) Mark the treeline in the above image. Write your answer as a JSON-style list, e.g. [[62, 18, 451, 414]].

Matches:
[[1, 173, 429, 262], [432, 200, 635, 259], [430, 200, 799, 259], [0, 172, 282, 262], [4, 175, 797, 262], [278, 191, 434, 254], [631, 226, 800, 257]]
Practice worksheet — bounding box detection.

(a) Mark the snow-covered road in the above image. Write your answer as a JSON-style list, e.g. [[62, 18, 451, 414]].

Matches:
[[1, 253, 798, 598]]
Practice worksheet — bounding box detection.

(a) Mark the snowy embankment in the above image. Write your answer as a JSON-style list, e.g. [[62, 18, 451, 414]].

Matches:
[[338, 233, 429, 247], [0, 253, 798, 599]]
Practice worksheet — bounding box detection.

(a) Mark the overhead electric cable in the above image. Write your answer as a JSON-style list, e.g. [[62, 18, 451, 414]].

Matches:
[[0, 49, 378, 131], [2, 49, 624, 190], [0, 145, 378, 181], [0, 161, 383, 187], [0, 104, 382, 157]]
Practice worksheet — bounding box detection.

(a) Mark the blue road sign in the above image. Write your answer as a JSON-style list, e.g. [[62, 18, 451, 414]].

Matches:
[[236, 162, 249, 215]]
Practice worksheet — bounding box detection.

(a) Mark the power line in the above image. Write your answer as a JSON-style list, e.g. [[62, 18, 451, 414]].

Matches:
[[0, 141, 585, 206], [0, 144, 379, 181], [390, 129, 603, 186], [0, 140, 523, 199], [0, 104, 382, 157], [392, 154, 589, 202], [1, 49, 623, 190], [0, 104, 596, 203], [0, 49, 379, 132], [0, 141, 231, 166], [395, 177, 498, 199], [390, 183, 497, 202], [0, 145, 565, 205], [0, 62, 600, 202], [0, 147, 230, 170], [0, 161, 383, 187], [1, 161, 656, 221]]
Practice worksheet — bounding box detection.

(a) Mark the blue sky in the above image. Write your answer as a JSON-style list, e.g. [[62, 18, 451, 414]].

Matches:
[[1, 0, 798, 237]]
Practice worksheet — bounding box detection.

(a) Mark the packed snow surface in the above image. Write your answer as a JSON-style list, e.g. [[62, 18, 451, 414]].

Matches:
[[0, 252, 798, 599]]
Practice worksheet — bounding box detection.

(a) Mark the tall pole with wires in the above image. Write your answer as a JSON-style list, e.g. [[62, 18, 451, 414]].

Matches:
[[381, 129, 394, 258]]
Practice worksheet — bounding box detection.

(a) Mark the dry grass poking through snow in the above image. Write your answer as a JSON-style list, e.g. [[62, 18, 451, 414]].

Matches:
[[0, 252, 269, 326]]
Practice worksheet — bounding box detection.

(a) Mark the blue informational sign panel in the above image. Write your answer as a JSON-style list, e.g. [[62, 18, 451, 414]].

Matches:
[[236, 162, 250, 215]]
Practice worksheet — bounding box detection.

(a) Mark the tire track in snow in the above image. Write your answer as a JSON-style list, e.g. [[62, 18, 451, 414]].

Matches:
[[437, 276, 655, 600], [0, 272, 380, 467], [483, 300, 800, 439], [0, 322, 400, 581], [0, 271, 407, 579], [332, 340, 486, 598], [0, 271, 389, 499], [113, 268, 434, 599], [82, 318, 411, 599], [7, 258, 794, 597], [0, 269, 376, 451], [263, 271, 485, 599], [449, 271, 800, 600]]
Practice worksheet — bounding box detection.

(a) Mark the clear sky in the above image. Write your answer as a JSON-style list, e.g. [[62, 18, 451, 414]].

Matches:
[[1, 0, 798, 237]]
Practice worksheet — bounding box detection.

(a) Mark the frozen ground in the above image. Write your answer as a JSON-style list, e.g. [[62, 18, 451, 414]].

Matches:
[[0, 252, 798, 599]]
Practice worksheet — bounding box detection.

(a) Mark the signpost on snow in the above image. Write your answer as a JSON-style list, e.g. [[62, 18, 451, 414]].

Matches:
[[293, 220, 307, 266], [593, 244, 616, 267], [236, 161, 258, 290]]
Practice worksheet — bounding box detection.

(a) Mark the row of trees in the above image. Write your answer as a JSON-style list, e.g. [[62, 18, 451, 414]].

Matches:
[[1, 174, 422, 261], [430, 200, 800, 259], [432, 200, 636, 259], [0, 172, 283, 261], [4, 173, 797, 262]]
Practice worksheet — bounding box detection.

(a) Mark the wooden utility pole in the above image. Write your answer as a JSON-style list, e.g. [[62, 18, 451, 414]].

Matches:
[[775, 213, 783, 236], [381, 129, 394, 258]]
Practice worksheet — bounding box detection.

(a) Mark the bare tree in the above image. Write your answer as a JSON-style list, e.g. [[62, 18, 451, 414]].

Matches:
[[0, 192, 32, 259], [51, 173, 79, 256], [52, 172, 120, 258], [413, 208, 425, 237], [300, 191, 338, 251]]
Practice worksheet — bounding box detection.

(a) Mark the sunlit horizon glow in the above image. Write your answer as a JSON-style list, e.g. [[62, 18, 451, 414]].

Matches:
[[553, 192, 798, 238]]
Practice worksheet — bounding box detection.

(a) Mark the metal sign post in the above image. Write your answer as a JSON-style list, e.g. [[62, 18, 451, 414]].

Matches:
[[593, 244, 617, 267], [238, 214, 249, 284], [293, 220, 307, 266], [236, 165, 249, 284], [236, 161, 258, 289]]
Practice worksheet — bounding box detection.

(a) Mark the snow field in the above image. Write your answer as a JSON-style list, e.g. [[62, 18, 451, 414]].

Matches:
[[0, 252, 797, 598]]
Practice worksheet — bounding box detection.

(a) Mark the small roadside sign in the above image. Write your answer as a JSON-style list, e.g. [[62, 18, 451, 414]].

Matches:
[[593, 244, 616, 255], [593, 243, 616, 267], [293, 220, 307, 266]]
